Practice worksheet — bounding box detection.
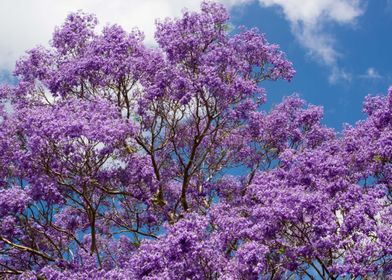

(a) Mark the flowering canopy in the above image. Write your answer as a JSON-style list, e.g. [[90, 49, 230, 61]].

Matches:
[[0, 2, 390, 279]]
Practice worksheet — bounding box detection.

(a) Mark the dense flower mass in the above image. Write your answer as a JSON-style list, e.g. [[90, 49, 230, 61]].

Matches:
[[0, 2, 390, 279]]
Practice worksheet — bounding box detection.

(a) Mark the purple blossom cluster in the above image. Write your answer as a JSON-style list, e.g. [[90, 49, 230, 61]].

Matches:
[[0, 2, 390, 279]]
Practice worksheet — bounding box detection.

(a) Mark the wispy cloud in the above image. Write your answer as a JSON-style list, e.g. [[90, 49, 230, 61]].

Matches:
[[256, 0, 365, 83], [329, 67, 352, 84], [359, 67, 382, 79], [387, 0, 392, 13]]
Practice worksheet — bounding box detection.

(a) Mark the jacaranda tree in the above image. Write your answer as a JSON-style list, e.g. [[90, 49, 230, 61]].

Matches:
[[0, 2, 390, 279]]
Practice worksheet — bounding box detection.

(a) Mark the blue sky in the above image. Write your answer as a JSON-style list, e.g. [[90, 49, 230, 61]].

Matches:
[[0, 0, 391, 131]]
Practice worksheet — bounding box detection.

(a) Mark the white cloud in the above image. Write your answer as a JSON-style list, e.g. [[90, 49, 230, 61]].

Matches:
[[0, 0, 249, 70], [258, 0, 364, 66], [360, 67, 382, 79], [328, 66, 352, 84], [387, 0, 392, 13], [257, 0, 365, 84]]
